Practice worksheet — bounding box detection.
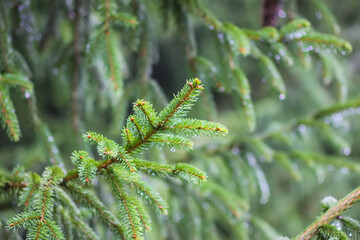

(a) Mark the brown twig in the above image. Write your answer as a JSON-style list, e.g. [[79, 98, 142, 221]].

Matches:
[[295, 185, 360, 240]]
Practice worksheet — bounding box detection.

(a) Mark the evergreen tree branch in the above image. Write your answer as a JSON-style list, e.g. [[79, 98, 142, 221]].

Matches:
[[0, 87, 21, 141], [255, 97, 360, 141], [23, 184, 39, 207], [24, 89, 64, 166], [61, 208, 99, 240], [126, 78, 204, 153], [66, 182, 125, 239], [294, 185, 360, 240], [105, 168, 141, 240], [103, 0, 121, 91], [62, 78, 226, 183]]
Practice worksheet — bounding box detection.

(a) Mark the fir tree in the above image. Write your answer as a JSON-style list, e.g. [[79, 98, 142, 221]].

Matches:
[[1, 0, 360, 240]]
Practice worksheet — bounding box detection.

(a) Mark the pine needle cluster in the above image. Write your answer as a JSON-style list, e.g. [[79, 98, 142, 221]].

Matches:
[[1, 0, 360, 240]]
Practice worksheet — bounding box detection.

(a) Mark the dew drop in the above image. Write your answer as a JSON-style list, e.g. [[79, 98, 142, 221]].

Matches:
[[35, 34, 42, 41], [260, 196, 268, 205], [52, 146, 59, 154], [279, 93, 286, 100], [356, 107, 360, 115], [68, 11, 75, 19], [202, 202, 210, 210], [317, 175, 324, 184], [48, 136, 54, 142], [246, 153, 256, 166], [278, 10, 286, 18], [315, 11, 322, 19], [231, 147, 240, 155], [298, 124, 307, 133], [52, 68, 59, 75], [24, 91, 30, 99], [341, 147, 351, 156], [208, 25, 214, 30], [340, 167, 349, 175]]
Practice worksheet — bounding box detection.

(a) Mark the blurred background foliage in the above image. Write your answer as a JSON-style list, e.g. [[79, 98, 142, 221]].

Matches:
[[1, 0, 360, 239]]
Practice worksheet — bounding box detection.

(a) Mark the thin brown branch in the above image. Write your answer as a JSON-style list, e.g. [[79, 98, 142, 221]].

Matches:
[[295, 185, 360, 240]]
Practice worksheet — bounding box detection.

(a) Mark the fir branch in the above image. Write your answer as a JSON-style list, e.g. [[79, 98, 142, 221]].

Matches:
[[63, 79, 227, 183], [24, 90, 64, 166], [110, 12, 138, 27], [295, 185, 360, 240], [133, 100, 158, 128], [132, 159, 174, 177], [54, 186, 80, 216], [0, 73, 32, 90], [149, 133, 193, 150], [126, 78, 204, 153], [251, 45, 286, 95], [202, 181, 249, 219], [7, 167, 65, 240], [233, 68, 256, 131], [60, 207, 99, 240], [112, 165, 168, 214], [19, 183, 40, 207], [105, 167, 142, 240], [163, 118, 228, 137], [297, 32, 352, 52], [0, 86, 21, 141], [174, 163, 207, 183], [7, 212, 40, 230], [132, 159, 207, 183], [280, 19, 311, 38], [43, 219, 66, 240], [255, 97, 360, 141], [317, 223, 348, 240], [103, 0, 122, 91], [65, 182, 125, 239], [311, 0, 340, 34]]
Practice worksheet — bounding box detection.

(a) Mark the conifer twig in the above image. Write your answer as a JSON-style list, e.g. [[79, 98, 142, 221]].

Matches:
[[294, 185, 360, 240], [62, 78, 210, 183]]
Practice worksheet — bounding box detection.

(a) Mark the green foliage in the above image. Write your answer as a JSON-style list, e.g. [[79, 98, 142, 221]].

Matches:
[[3, 79, 227, 239], [1, 0, 360, 240], [7, 167, 65, 240], [0, 73, 32, 141]]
